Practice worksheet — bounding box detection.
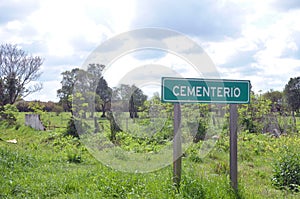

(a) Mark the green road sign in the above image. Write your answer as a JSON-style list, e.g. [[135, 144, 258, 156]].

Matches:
[[161, 77, 250, 104]]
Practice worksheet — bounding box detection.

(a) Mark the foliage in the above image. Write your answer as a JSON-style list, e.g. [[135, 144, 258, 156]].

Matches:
[[272, 145, 300, 192], [107, 111, 122, 142], [1, 110, 300, 198], [180, 175, 206, 198], [284, 77, 300, 112], [143, 93, 172, 118], [58, 64, 112, 120], [95, 76, 111, 117], [15, 100, 64, 113], [112, 84, 147, 118], [0, 104, 18, 126], [28, 101, 45, 114], [263, 90, 283, 104], [238, 93, 271, 133], [76, 95, 95, 119], [0, 44, 43, 104], [263, 90, 284, 113], [194, 105, 209, 142], [65, 116, 79, 138], [0, 147, 36, 171], [57, 68, 81, 112], [87, 64, 111, 117]]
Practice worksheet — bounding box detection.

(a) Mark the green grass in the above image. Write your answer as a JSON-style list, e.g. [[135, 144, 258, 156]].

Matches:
[[0, 113, 300, 198]]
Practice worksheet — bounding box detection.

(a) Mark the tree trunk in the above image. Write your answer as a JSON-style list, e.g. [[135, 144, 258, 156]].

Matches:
[[101, 104, 106, 117], [90, 110, 94, 118], [129, 95, 139, 118], [134, 107, 138, 118], [94, 117, 99, 133], [107, 112, 122, 143], [292, 111, 296, 126], [292, 111, 297, 133]]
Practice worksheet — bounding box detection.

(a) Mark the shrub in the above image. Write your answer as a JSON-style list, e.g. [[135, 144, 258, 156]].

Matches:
[[0, 104, 18, 126], [67, 150, 82, 163], [65, 116, 79, 138], [238, 93, 271, 133], [272, 145, 300, 191], [195, 118, 207, 142], [180, 175, 206, 198]]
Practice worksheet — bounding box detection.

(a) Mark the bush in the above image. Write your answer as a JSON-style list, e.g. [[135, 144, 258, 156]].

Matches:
[[272, 145, 300, 191], [238, 93, 271, 133], [65, 116, 79, 138], [67, 150, 82, 163], [180, 175, 205, 198], [0, 104, 18, 126]]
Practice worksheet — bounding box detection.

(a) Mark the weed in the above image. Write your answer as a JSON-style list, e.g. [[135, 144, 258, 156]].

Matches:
[[272, 145, 300, 192]]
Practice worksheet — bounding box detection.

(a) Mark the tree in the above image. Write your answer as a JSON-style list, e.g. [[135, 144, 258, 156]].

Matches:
[[0, 44, 43, 104], [238, 92, 271, 133], [57, 68, 80, 112], [263, 90, 284, 113], [263, 90, 283, 104], [86, 63, 112, 117], [129, 85, 147, 118], [112, 84, 147, 118], [58, 65, 111, 113], [284, 77, 300, 123], [96, 77, 112, 117]]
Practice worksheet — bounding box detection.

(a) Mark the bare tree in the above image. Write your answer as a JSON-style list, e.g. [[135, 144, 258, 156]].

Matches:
[[0, 44, 43, 104]]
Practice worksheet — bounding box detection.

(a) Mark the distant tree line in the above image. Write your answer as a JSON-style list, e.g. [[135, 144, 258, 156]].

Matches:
[[15, 100, 64, 113], [57, 64, 147, 119], [1, 42, 300, 137]]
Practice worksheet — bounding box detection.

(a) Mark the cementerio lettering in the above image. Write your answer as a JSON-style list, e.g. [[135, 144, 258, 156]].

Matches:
[[172, 85, 241, 98]]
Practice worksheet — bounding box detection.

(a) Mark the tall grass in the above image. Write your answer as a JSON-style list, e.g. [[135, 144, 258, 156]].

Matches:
[[0, 113, 299, 198]]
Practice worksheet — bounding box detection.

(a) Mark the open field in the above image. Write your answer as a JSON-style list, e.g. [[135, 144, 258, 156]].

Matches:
[[0, 112, 300, 198]]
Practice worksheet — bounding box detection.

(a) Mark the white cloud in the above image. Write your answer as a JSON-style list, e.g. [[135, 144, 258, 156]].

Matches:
[[2, 0, 300, 101], [103, 50, 206, 97], [200, 2, 300, 92], [1, 0, 137, 102], [25, 80, 61, 102]]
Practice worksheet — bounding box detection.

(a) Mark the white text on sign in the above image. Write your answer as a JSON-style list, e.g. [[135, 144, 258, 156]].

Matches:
[[172, 85, 241, 98]]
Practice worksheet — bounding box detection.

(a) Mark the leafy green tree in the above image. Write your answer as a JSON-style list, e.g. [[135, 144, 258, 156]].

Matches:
[[238, 92, 271, 133], [112, 84, 147, 118], [284, 77, 300, 123], [0, 44, 43, 105], [263, 90, 284, 113], [58, 65, 112, 137], [87, 63, 105, 83], [74, 65, 108, 118], [263, 90, 283, 103], [57, 68, 81, 112], [96, 77, 112, 117], [86, 63, 111, 117], [129, 86, 148, 118]]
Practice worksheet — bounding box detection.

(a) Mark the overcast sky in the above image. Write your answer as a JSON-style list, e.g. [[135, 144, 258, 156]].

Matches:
[[1, 0, 300, 102]]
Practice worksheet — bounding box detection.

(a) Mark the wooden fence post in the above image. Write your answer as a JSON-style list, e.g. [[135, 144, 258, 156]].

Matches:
[[173, 103, 182, 190], [230, 104, 238, 191]]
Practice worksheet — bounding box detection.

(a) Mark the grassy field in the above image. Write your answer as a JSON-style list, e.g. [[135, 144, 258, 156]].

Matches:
[[0, 112, 300, 198]]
